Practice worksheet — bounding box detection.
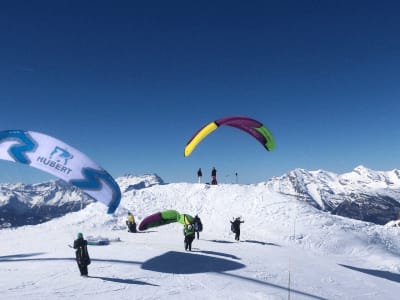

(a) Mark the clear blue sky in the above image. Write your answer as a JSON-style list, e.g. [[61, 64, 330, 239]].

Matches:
[[1, 1, 400, 184]]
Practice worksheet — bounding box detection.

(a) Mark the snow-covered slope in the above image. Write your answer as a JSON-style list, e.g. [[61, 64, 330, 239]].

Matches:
[[1, 173, 400, 299]]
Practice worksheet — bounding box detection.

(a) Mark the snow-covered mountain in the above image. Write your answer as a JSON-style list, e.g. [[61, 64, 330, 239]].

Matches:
[[1, 167, 400, 228], [0, 174, 164, 228], [0, 180, 93, 228], [267, 165, 400, 224]]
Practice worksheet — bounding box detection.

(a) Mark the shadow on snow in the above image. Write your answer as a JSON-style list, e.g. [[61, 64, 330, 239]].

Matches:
[[339, 264, 400, 283], [194, 249, 240, 260], [206, 239, 236, 244], [88, 276, 158, 286], [0, 253, 142, 266], [141, 251, 244, 274], [0, 252, 46, 260], [243, 240, 281, 247], [205, 239, 280, 247], [141, 251, 326, 300], [1, 252, 327, 299]]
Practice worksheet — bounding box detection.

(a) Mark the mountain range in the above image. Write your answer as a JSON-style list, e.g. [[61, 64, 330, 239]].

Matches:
[[1, 166, 399, 228]]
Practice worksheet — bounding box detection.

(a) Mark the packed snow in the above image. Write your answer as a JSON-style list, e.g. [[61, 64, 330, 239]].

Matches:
[[1, 175, 400, 299]]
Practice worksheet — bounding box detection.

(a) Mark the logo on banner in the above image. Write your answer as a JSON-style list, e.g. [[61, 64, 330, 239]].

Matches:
[[50, 146, 74, 165], [37, 146, 73, 175]]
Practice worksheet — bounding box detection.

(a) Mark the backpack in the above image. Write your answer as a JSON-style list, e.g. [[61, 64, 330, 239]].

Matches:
[[197, 221, 203, 232], [231, 223, 236, 233], [194, 218, 203, 232], [76, 244, 91, 266]]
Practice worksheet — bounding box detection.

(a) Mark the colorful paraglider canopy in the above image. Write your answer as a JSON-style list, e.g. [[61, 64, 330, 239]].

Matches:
[[138, 210, 180, 231], [139, 210, 194, 231], [0, 130, 121, 214], [184, 116, 275, 157]]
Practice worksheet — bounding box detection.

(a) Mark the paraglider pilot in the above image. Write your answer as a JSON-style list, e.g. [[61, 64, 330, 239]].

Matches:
[[193, 215, 203, 240], [211, 167, 217, 185], [183, 223, 195, 251], [197, 168, 203, 183], [126, 212, 137, 233], [73, 232, 91, 276], [230, 217, 244, 241]]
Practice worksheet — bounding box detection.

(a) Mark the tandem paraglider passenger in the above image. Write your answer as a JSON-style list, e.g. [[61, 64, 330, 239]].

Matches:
[[73, 232, 91, 277], [126, 212, 137, 233], [183, 223, 195, 251]]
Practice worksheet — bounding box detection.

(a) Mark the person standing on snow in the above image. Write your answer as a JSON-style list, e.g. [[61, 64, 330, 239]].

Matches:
[[211, 167, 217, 185], [197, 168, 203, 183], [193, 215, 203, 240], [230, 217, 244, 241], [73, 232, 91, 276], [126, 212, 137, 233], [183, 223, 195, 251]]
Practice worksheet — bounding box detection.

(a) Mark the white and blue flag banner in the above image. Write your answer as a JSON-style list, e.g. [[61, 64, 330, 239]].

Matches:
[[0, 130, 121, 214]]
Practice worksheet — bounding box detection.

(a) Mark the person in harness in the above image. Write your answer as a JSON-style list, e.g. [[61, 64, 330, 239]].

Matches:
[[230, 217, 244, 241], [183, 223, 195, 251], [126, 212, 137, 233], [193, 215, 203, 240], [73, 232, 91, 276]]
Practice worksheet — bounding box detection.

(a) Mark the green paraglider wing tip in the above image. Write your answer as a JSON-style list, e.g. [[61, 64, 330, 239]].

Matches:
[[255, 126, 275, 151], [160, 210, 180, 221]]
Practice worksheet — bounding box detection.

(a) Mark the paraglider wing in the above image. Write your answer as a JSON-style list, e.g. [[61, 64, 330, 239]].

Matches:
[[184, 122, 218, 157], [0, 130, 121, 214], [184, 116, 275, 157], [138, 210, 180, 231], [178, 213, 194, 225]]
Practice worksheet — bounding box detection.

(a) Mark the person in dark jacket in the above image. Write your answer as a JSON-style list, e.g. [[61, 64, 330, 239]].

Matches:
[[73, 232, 91, 276], [183, 223, 195, 251], [197, 168, 203, 183], [230, 217, 244, 241], [193, 215, 203, 239], [211, 167, 217, 185]]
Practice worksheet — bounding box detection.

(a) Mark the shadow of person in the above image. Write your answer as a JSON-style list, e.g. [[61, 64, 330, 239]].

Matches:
[[88, 276, 158, 286], [244, 240, 281, 247]]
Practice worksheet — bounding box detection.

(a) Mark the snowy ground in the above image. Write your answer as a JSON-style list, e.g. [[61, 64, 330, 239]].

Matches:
[[1, 182, 400, 299]]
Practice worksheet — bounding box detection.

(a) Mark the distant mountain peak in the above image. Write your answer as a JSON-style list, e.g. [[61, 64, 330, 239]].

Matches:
[[267, 166, 400, 224]]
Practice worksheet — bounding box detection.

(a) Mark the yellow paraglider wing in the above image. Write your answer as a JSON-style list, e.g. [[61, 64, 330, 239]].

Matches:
[[184, 121, 218, 157], [184, 116, 275, 157]]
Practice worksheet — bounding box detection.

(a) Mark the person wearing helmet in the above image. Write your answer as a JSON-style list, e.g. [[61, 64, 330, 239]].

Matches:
[[73, 232, 91, 276], [183, 223, 195, 251]]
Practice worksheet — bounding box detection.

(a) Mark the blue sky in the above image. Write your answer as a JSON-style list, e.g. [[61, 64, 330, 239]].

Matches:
[[1, 1, 400, 184]]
